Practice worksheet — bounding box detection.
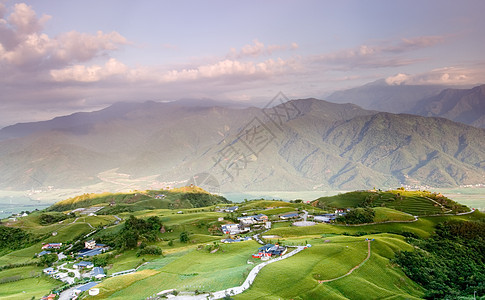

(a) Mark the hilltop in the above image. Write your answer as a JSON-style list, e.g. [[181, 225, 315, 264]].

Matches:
[[47, 186, 230, 213], [312, 189, 470, 216]]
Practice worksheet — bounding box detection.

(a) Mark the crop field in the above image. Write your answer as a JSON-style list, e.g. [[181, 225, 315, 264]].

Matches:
[[92, 240, 261, 299], [315, 190, 469, 216], [0, 276, 60, 300], [373, 207, 415, 222], [0, 242, 44, 265], [236, 234, 424, 300]]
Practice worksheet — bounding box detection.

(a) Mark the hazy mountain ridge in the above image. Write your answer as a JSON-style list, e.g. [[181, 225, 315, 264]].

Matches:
[[0, 97, 484, 191], [411, 84, 485, 128], [325, 80, 446, 113]]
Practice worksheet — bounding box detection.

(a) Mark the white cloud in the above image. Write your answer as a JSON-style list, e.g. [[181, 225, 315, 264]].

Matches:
[[50, 58, 128, 82], [385, 67, 485, 85], [228, 39, 299, 59], [385, 73, 410, 85], [0, 3, 127, 69]]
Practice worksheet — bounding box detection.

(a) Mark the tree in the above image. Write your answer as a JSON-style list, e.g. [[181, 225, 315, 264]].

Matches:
[[180, 231, 190, 243]]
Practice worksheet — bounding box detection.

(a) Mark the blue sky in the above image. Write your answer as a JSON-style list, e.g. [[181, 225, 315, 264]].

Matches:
[[0, 0, 484, 126]]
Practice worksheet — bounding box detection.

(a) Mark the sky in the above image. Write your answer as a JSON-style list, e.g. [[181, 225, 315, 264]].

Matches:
[[0, 0, 484, 127]]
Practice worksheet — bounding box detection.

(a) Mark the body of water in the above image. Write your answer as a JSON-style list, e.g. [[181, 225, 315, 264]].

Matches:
[[0, 196, 52, 219]]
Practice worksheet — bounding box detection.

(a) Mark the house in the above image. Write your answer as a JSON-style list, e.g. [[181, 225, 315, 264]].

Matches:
[[74, 261, 94, 269], [77, 248, 103, 258], [37, 250, 51, 257], [90, 267, 106, 279], [280, 212, 300, 220], [43, 267, 57, 275], [265, 221, 272, 229], [42, 243, 62, 250], [237, 214, 268, 226], [223, 206, 238, 213], [85, 239, 96, 249], [252, 244, 287, 258], [314, 214, 337, 223], [73, 282, 98, 295], [221, 223, 243, 235], [41, 294, 57, 300]]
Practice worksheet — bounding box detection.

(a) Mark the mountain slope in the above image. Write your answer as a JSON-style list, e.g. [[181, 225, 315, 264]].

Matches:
[[325, 80, 445, 113], [411, 84, 485, 128], [0, 98, 484, 192]]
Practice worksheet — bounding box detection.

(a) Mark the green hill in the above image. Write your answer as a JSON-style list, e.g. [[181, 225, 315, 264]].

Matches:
[[47, 186, 230, 212], [312, 189, 469, 216]]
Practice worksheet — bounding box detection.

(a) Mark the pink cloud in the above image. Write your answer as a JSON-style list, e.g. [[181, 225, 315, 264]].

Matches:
[[0, 3, 127, 70]]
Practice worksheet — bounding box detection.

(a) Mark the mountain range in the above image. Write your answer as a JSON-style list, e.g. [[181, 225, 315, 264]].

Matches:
[[326, 81, 485, 129], [1, 84, 485, 193]]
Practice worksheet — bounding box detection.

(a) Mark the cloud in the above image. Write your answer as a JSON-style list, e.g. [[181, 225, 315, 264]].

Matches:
[[50, 58, 128, 82], [385, 36, 444, 53], [385, 66, 485, 85], [228, 39, 299, 59], [0, 3, 127, 70], [385, 73, 410, 85], [312, 35, 444, 70]]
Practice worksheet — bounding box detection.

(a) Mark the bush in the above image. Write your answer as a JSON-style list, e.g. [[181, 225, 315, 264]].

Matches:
[[136, 246, 162, 257], [39, 213, 67, 225]]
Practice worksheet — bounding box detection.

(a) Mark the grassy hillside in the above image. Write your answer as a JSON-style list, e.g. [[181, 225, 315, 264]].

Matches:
[[1, 194, 483, 299], [313, 189, 469, 216], [47, 186, 230, 212], [236, 234, 424, 300]]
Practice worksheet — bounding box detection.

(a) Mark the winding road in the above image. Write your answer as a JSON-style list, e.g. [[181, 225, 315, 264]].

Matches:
[[167, 246, 307, 300]]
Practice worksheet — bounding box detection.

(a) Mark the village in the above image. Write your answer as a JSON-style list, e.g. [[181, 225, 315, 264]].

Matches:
[[32, 204, 348, 299]]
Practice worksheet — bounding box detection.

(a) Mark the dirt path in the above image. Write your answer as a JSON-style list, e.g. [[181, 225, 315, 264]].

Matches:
[[318, 240, 371, 284]]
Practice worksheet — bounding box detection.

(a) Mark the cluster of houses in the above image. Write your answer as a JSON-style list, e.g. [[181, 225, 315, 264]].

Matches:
[[252, 244, 287, 259], [221, 213, 271, 235], [77, 239, 109, 258]]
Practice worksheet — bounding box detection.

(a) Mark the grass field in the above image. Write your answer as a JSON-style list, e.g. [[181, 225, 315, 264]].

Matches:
[[90, 240, 261, 299], [235, 234, 424, 300], [0, 276, 60, 300], [373, 207, 415, 222], [315, 189, 469, 216], [267, 210, 484, 239]]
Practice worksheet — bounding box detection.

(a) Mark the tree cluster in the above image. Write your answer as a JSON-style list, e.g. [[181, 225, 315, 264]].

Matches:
[[393, 220, 485, 299], [0, 226, 31, 250], [180, 193, 230, 208], [116, 215, 163, 249], [136, 245, 162, 257], [38, 213, 67, 225], [337, 208, 375, 224]]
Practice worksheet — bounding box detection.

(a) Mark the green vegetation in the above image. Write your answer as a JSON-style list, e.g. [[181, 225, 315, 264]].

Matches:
[[314, 189, 469, 216], [337, 207, 375, 224], [236, 234, 424, 300], [48, 186, 230, 212], [0, 226, 32, 250], [38, 212, 67, 225], [0, 276, 60, 300], [394, 220, 485, 298], [1, 188, 483, 299]]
